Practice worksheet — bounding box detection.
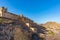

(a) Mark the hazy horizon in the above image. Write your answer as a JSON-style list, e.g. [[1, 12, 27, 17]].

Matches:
[[0, 0, 60, 24]]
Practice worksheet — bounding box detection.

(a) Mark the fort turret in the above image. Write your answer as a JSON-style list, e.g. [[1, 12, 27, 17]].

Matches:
[[0, 7, 7, 17], [0, 7, 18, 20]]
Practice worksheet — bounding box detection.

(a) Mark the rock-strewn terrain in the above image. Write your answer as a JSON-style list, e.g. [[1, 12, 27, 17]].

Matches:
[[0, 16, 46, 40], [42, 22, 60, 40], [1, 7, 60, 40], [1, 17, 60, 40]]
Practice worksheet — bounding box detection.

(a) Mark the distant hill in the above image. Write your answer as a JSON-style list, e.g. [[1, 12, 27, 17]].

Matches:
[[41, 22, 60, 40], [42, 22, 60, 33]]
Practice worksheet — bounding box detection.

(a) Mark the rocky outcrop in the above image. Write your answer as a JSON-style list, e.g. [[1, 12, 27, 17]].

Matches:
[[43, 22, 60, 33], [42, 22, 60, 40], [0, 16, 46, 40], [0, 7, 47, 40]]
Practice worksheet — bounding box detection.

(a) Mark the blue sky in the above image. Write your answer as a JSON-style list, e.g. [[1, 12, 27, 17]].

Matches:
[[0, 0, 60, 24]]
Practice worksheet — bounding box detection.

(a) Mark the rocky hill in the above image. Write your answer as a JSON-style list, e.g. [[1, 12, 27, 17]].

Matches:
[[0, 7, 60, 40], [1, 17, 60, 40], [43, 22, 60, 33], [42, 22, 60, 40], [0, 16, 46, 40]]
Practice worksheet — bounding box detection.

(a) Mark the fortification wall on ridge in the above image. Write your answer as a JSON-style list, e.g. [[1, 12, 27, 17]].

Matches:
[[0, 7, 19, 20]]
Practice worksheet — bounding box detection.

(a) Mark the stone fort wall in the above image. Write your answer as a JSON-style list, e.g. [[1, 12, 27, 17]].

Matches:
[[0, 7, 19, 20]]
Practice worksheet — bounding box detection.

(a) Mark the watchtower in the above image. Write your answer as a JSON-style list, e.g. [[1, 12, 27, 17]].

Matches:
[[0, 7, 7, 17]]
